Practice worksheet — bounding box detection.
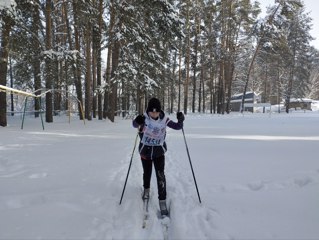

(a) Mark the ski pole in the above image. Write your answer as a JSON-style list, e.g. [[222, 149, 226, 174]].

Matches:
[[182, 128, 202, 204], [119, 132, 139, 205]]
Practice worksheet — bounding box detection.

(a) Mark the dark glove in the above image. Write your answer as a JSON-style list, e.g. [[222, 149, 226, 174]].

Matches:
[[177, 112, 185, 123], [134, 114, 145, 125]]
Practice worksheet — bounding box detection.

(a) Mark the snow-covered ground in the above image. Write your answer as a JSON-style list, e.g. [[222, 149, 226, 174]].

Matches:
[[1, 111, 319, 239]]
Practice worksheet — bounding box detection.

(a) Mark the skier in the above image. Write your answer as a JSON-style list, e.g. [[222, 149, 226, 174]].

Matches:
[[132, 97, 185, 216]]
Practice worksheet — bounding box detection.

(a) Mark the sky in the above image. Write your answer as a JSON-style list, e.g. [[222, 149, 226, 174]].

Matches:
[[1, 110, 319, 239], [259, 0, 319, 49]]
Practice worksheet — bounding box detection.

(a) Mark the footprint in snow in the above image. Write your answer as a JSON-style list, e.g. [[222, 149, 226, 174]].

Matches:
[[294, 177, 313, 187], [247, 181, 265, 191]]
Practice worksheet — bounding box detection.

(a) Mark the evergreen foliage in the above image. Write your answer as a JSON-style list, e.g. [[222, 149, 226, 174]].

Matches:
[[0, 0, 318, 126]]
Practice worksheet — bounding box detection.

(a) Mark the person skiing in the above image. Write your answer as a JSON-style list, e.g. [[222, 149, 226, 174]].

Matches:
[[132, 97, 185, 216]]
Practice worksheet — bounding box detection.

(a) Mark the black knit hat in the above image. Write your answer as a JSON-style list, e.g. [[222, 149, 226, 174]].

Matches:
[[147, 98, 161, 112]]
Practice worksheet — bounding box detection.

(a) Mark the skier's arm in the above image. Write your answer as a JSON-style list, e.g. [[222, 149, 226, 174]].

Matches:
[[132, 119, 139, 128], [167, 112, 184, 130], [133, 114, 145, 128], [167, 120, 183, 130]]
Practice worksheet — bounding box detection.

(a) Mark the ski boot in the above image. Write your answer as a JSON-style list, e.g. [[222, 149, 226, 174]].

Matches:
[[159, 200, 169, 216], [142, 188, 150, 200]]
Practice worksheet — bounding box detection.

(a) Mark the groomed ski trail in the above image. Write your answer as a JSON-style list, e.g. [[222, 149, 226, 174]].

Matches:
[[89, 140, 170, 240], [163, 129, 222, 239], [2, 114, 319, 239], [90, 127, 227, 240]]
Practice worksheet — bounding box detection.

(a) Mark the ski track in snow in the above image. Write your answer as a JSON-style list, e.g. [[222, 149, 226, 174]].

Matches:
[[87, 129, 221, 239], [164, 135, 227, 239], [90, 129, 227, 240]]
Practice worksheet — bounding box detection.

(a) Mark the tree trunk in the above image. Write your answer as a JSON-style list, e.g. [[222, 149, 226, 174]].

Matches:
[[32, 4, 42, 118], [198, 59, 204, 113], [72, 0, 84, 119], [178, 46, 182, 113], [107, 0, 120, 122], [171, 50, 177, 113], [108, 40, 120, 122], [45, 0, 53, 123], [9, 57, 14, 116], [198, 30, 204, 113], [85, 24, 92, 120], [286, 66, 295, 113], [53, 60, 61, 116], [103, 46, 112, 119], [103, 0, 115, 119], [192, 11, 200, 113], [217, 59, 225, 114], [184, 1, 190, 114], [92, 27, 97, 119], [218, 2, 226, 114], [97, 0, 103, 120], [192, 38, 198, 113], [0, 13, 12, 127]]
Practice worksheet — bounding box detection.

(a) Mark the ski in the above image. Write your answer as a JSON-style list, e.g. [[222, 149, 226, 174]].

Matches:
[[142, 198, 149, 228], [160, 215, 170, 240], [158, 201, 171, 240]]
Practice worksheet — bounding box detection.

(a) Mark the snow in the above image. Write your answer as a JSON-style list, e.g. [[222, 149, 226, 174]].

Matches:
[[0, 0, 16, 9], [1, 111, 319, 239]]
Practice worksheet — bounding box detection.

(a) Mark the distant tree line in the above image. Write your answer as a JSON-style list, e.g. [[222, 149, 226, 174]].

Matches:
[[1, 0, 319, 127]]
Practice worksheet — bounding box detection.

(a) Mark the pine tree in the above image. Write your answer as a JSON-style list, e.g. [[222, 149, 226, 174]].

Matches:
[[0, 9, 13, 127]]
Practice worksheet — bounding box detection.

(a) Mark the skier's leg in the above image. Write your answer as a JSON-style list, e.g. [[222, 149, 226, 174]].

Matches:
[[141, 158, 152, 190], [153, 155, 166, 200], [154, 155, 168, 215]]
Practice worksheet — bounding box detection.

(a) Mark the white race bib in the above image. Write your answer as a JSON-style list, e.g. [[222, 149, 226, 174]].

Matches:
[[141, 115, 168, 146]]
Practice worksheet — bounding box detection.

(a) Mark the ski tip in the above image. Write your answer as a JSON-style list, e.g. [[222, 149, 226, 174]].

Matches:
[[161, 215, 170, 225]]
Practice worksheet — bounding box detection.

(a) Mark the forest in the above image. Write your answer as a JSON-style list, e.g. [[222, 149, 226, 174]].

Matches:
[[1, 0, 319, 127]]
